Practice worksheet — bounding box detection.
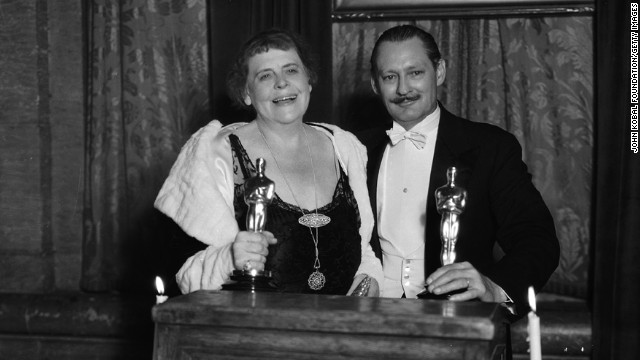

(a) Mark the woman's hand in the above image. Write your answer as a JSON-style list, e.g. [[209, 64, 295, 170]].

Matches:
[[231, 231, 277, 272]]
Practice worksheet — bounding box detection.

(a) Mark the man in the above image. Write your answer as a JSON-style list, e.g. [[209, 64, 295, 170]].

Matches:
[[358, 24, 559, 316]]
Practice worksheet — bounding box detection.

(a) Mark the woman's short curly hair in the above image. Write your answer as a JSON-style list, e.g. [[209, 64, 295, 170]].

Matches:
[[226, 28, 319, 109]]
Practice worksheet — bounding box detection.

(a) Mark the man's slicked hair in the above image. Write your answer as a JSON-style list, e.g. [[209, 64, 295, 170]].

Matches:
[[370, 25, 442, 81]]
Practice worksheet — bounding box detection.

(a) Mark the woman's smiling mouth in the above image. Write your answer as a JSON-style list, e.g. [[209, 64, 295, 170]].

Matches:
[[273, 95, 297, 104]]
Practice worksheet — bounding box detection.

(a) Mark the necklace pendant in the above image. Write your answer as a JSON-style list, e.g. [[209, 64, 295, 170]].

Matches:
[[308, 270, 326, 290], [299, 213, 331, 228]]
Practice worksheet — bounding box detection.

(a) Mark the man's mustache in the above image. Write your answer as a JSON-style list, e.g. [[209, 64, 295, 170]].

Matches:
[[390, 94, 420, 104]]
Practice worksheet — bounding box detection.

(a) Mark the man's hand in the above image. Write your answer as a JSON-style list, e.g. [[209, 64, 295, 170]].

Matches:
[[425, 261, 506, 302]]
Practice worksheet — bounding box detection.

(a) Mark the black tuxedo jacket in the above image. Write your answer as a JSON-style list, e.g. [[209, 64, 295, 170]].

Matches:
[[357, 105, 559, 316]]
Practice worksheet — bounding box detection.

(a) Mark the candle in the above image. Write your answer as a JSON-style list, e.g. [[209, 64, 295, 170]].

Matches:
[[527, 286, 542, 360], [155, 276, 168, 305]]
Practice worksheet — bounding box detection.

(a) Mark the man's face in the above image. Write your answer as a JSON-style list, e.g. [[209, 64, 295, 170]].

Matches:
[[371, 37, 446, 130]]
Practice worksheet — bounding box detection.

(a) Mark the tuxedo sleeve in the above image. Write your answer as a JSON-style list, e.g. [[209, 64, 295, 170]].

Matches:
[[484, 133, 560, 316]]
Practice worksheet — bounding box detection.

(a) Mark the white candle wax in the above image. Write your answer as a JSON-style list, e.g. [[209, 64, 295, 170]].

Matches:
[[528, 286, 542, 360]]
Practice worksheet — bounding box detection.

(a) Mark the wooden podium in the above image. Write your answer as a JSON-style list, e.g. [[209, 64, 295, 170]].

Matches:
[[152, 291, 508, 360]]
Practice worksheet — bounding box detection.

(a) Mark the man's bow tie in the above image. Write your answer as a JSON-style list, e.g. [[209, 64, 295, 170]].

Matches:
[[386, 129, 427, 150]]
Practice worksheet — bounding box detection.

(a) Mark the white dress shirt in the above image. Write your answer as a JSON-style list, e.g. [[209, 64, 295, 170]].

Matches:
[[377, 107, 440, 298]]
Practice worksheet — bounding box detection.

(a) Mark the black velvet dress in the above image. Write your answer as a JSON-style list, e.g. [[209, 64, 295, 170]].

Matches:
[[229, 132, 362, 295]]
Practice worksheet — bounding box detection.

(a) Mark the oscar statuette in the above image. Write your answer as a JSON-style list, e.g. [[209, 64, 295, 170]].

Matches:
[[222, 158, 277, 292], [417, 167, 467, 300]]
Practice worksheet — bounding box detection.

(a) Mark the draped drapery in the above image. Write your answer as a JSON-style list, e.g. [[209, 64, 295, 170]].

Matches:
[[592, 0, 640, 358], [82, 0, 209, 292], [333, 17, 593, 298]]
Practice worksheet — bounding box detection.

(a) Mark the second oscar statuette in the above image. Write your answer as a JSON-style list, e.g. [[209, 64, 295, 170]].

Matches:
[[417, 167, 467, 300]]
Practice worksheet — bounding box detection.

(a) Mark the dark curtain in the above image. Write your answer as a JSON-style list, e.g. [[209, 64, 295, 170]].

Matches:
[[592, 0, 640, 359], [208, 0, 332, 126]]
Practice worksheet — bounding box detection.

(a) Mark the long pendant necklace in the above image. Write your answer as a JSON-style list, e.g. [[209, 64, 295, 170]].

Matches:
[[257, 122, 330, 290]]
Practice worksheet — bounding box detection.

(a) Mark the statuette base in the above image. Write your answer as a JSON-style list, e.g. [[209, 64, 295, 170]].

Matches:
[[416, 287, 465, 300], [221, 270, 277, 292]]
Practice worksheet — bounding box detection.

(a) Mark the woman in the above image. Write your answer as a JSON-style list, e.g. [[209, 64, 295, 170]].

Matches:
[[155, 28, 382, 296]]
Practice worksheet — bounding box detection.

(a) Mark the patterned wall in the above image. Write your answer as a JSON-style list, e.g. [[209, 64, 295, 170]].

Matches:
[[83, 0, 210, 291]]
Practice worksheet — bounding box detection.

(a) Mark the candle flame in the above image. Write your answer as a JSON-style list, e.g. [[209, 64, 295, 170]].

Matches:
[[528, 286, 536, 312], [155, 276, 165, 295]]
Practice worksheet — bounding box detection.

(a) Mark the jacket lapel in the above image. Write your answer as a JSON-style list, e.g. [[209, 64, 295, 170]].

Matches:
[[424, 106, 479, 275], [368, 141, 387, 213], [364, 127, 391, 261]]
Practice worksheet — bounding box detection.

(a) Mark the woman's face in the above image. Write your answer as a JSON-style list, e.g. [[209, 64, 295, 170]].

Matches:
[[244, 48, 312, 125]]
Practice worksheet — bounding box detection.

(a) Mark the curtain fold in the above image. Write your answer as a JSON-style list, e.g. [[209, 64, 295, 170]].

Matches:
[[83, 0, 209, 292], [333, 17, 593, 298], [592, 0, 640, 358]]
